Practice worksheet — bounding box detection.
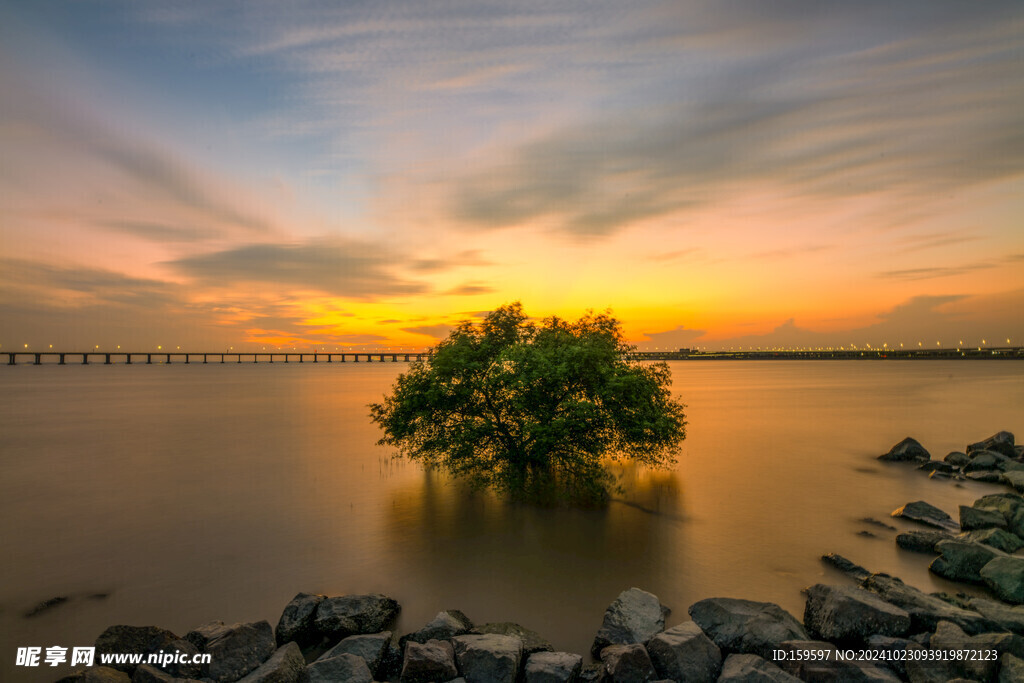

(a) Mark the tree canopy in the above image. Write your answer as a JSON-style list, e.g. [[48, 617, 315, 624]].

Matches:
[[369, 303, 686, 502]]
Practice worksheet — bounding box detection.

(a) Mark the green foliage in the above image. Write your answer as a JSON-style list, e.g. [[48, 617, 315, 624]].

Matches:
[[369, 303, 686, 503]]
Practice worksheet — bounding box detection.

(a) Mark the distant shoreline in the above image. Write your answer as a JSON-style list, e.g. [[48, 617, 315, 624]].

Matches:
[[4, 347, 1023, 366]]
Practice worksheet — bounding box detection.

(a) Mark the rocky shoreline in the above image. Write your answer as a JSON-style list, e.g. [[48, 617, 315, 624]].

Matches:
[[58, 431, 1024, 683]]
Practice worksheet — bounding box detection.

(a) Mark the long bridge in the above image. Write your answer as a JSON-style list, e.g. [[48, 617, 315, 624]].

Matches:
[[3, 347, 1021, 365]]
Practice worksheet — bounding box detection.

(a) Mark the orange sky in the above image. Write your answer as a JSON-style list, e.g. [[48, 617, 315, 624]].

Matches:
[[1, 2, 1022, 351]]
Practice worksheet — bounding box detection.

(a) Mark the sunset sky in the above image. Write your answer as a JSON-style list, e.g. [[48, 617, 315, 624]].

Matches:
[[1, 1, 1021, 351]]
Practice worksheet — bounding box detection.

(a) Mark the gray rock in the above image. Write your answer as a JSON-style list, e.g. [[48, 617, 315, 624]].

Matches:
[[236, 642, 306, 683], [1002, 470, 1024, 493], [472, 622, 552, 656], [306, 652, 373, 683], [95, 626, 202, 678], [896, 530, 954, 553], [524, 651, 583, 683], [185, 620, 275, 682], [968, 431, 1016, 458], [906, 620, 1024, 683], [599, 643, 656, 683], [274, 592, 325, 647], [591, 588, 669, 657], [803, 584, 910, 643], [318, 630, 391, 678], [960, 528, 1024, 553], [945, 451, 971, 468], [968, 598, 1024, 635], [981, 556, 1024, 604], [879, 437, 931, 462], [774, 641, 900, 682], [402, 610, 473, 646], [930, 539, 1006, 584], [1001, 653, 1024, 682], [400, 639, 457, 683], [891, 500, 959, 531], [577, 662, 605, 682], [967, 470, 1004, 483], [864, 635, 921, 680], [821, 553, 871, 579], [314, 593, 400, 640], [965, 450, 1011, 472], [961, 505, 1008, 531], [646, 621, 721, 683], [860, 573, 999, 634], [688, 597, 808, 659], [452, 633, 523, 683], [716, 653, 801, 682], [918, 460, 955, 474]]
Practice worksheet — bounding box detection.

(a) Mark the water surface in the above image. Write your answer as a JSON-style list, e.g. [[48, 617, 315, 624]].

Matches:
[[1, 360, 1022, 677]]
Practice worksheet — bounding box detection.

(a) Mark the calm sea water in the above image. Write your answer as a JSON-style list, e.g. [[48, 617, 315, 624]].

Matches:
[[1, 360, 1022, 678]]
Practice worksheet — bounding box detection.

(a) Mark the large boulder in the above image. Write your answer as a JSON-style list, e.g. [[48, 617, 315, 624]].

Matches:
[[274, 592, 325, 647], [944, 451, 971, 468], [860, 573, 999, 634], [646, 621, 721, 683], [961, 505, 1008, 531], [688, 598, 808, 659], [318, 631, 391, 679], [452, 633, 523, 683], [599, 643, 656, 683], [930, 539, 1006, 584], [716, 653, 801, 682], [306, 652, 373, 683], [185, 620, 275, 682], [965, 450, 1011, 473], [1001, 470, 1024, 494], [879, 437, 930, 462], [94, 626, 202, 678], [906, 620, 1024, 683], [968, 598, 1024, 635], [236, 642, 306, 683], [968, 431, 1016, 458], [960, 528, 1024, 554], [895, 530, 954, 553], [773, 641, 900, 682], [401, 610, 473, 646], [803, 584, 910, 643], [400, 639, 458, 683], [821, 553, 871, 580], [891, 501, 958, 531], [314, 593, 399, 640], [590, 588, 669, 657], [523, 651, 583, 683], [981, 556, 1024, 604]]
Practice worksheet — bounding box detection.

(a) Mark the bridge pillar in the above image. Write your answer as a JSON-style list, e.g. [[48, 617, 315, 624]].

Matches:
[[185, 355, 190, 364], [313, 354, 318, 363], [236, 354, 241, 363], [203, 354, 207, 364], [7, 353, 14, 365], [147, 354, 152, 364], [59, 354, 65, 365], [327, 354, 332, 362], [299, 354, 304, 363], [82, 354, 89, 365], [254, 354, 258, 363], [105, 353, 111, 365], [166, 354, 171, 364], [126, 354, 132, 365], [35, 353, 42, 365]]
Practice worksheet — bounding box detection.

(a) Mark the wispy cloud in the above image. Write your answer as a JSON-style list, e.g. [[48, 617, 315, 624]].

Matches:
[[170, 239, 427, 299]]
